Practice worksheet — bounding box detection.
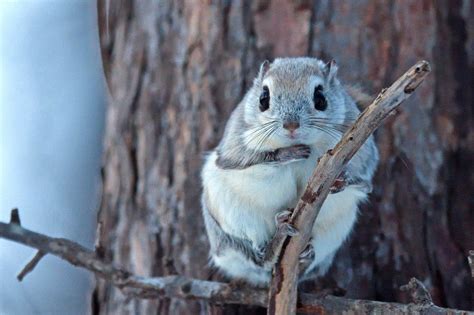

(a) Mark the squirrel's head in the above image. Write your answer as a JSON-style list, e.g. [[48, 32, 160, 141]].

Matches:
[[243, 57, 357, 150]]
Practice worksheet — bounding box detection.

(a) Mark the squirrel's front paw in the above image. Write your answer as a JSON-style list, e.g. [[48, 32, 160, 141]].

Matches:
[[275, 144, 311, 163]]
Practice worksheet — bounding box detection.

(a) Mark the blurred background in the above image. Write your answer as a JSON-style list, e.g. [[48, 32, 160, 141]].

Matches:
[[0, 1, 105, 314], [1, 1, 473, 314]]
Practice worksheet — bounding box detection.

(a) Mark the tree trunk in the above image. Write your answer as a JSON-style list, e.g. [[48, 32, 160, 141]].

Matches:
[[94, 1, 473, 314]]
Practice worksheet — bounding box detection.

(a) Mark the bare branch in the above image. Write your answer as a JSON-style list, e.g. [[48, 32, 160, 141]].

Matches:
[[400, 277, 433, 305], [17, 250, 46, 281], [0, 215, 266, 306], [267, 60, 431, 315], [297, 293, 468, 315], [10, 208, 21, 225], [0, 210, 470, 314]]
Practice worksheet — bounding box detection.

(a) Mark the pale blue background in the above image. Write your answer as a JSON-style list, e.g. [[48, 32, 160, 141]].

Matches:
[[0, 1, 106, 314]]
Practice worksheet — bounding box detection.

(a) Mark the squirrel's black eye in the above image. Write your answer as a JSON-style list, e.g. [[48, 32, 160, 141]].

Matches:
[[313, 85, 327, 111], [259, 86, 270, 112]]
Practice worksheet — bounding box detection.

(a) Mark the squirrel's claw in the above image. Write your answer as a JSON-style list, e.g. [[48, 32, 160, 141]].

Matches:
[[298, 241, 315, 272], [275, 209, 298, 236], [280, 222, 299, 236], [275, 209, 292, 225], [299, 242, 315, 261]]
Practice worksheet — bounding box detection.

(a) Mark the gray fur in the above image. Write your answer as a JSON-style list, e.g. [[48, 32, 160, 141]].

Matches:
[[202, 201, 261, 265], [203, 191, 281, 268]]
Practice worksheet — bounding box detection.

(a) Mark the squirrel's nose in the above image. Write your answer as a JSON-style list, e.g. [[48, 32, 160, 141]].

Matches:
[[283, 121, 300, 132]]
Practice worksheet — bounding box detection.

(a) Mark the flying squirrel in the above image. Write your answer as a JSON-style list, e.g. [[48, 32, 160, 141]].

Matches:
[[201, 57, 379, 286]]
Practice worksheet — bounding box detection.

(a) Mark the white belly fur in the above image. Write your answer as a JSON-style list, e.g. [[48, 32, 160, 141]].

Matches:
[[202, 150, 366, 285], [203, 152, 298, 246]]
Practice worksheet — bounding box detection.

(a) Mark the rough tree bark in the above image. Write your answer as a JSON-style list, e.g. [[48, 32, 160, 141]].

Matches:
[[94, 1, 473, 314]]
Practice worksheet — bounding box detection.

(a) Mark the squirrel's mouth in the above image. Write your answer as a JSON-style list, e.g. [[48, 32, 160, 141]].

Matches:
[[285, 128, 301, 140]]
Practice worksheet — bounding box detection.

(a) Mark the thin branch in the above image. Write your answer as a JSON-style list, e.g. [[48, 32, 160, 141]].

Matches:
[[17, 250, 46, 281], [0, 214, 266, 306], [267, 60, 431, 315], [0, 210, 470, 314]]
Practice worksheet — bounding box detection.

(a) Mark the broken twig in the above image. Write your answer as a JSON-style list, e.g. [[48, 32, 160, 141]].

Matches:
[[17, 250, 46, 281]]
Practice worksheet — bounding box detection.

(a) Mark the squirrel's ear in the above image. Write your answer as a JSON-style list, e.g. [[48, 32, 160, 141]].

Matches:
[[258, 60, 271, 81], [324, 59, 338, 83]]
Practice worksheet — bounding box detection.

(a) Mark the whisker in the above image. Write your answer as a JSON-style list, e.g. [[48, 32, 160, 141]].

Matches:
[[306, 121, 351, 133], [306, 118, 360, 129], [243, 121, 278, 149], [314, 127, 341, 141], [307, 117, 359, 124], [245, 121, 277, 137], [254, 125, 278, 152], [243, 125, 278, 165], [307, 121, 353, 128], [245, 121, 276, 138], [305, 123, 343, 140]]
